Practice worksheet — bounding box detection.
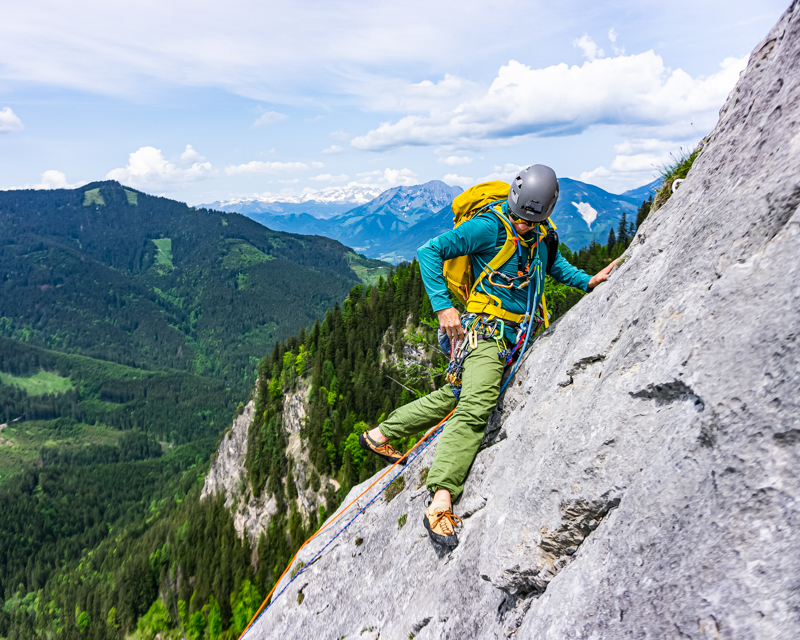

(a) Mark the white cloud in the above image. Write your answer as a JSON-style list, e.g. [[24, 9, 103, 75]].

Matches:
[[351, 53, 747, 151], [439, 155, 473, 166], [354, 168, 418, 187], [8, 170, 81, 190], [253, 110, 287, 127], [107, 145, 216, 191], [35, 170, 80, 189], [0, 107, 23, 133], [321, 145, 343, 155], [574, 35, 604, 61], [224, 160, 309, 176], [607, 28, 624, 56], [309, 173, 349, 182], [577, 166, 612, 183], [443, 173, 473, 186], [311, 161, 324, 169], [180, 144, 204, 163]]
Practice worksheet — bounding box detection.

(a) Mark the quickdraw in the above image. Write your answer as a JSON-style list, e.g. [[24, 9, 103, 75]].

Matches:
[[444, 314, 507, 398]]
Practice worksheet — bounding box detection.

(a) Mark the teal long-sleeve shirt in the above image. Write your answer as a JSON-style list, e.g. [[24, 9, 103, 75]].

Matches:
[[417, 209, 591, 341]]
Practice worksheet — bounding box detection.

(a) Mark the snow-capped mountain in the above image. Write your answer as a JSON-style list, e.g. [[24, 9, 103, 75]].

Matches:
[[203, 184, 384, 219], [343, 181, 462, 222]]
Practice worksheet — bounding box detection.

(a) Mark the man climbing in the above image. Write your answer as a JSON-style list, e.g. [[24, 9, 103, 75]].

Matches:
[[360, 165, 615, 548]]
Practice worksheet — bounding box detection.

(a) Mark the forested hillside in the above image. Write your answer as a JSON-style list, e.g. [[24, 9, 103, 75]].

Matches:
[[0, 181, 387, 393]]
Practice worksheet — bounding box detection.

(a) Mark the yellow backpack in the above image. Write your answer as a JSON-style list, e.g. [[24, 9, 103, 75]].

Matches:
[[442, 181, 555, 327]]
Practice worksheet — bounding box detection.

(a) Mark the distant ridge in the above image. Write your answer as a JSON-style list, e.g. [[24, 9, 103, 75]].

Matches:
[[203, 184, 384, 219]]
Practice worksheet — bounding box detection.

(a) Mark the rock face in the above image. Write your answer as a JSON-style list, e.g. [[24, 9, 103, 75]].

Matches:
[[202, 382, 338, 542], [247, 7, 800, 639]]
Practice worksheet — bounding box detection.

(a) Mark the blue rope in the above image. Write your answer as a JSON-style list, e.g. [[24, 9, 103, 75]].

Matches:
[[242, 422, 447, 637]]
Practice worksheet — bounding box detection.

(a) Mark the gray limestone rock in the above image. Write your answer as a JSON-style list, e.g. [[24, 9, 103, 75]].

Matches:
[[245, 5, 800, 638], [203, 381, 337, 542]]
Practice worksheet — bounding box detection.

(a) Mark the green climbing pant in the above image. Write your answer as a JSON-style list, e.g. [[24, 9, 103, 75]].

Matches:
[[378, 339, 505, 500]]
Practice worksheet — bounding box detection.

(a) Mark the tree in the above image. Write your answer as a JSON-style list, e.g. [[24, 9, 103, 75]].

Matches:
[[636, 197, 652, 229], [616, 211, 630, 246]]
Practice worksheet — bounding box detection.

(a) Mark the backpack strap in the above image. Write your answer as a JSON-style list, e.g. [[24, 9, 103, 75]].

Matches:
[[542, 223, 559, 273], [465, 208, 529, 324]]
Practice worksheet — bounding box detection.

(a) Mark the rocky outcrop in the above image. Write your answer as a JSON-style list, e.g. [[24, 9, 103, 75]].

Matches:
[[201, 401, 277, 541], [202, 381, 337, 542], [249, 5, 800, 639]]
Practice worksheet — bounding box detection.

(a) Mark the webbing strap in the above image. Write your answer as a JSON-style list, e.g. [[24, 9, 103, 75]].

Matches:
[[465, 294, 527, 323], [468, 208, 526, 298]]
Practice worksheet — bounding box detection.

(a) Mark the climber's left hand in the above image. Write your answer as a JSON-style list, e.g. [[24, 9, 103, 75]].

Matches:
[[588, 259, 618, 289]]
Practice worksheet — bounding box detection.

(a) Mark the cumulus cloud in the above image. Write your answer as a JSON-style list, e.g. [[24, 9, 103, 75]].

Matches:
[[351, 53, 747, 152], [0, 107, 24, 133], [574, 35, 604, 61], [309, 173, 349, 182], [180, 144, 204, 163], [107, 145, 216, 190], [311, 161, 324, 169], [443, 173, 473, 186], [354, 168, 417, 187], [225, 160, 309, 176], [35, 170, 80, 189], [8, 170, 81, 190], [321, 145, 343, 155], [439, 155, 473, 166], [253, 110, 287, 127]]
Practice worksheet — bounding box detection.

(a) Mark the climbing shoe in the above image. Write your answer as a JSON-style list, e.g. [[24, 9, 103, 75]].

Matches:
[[359, 431, 407, 466], [423, 506, 462, 549]]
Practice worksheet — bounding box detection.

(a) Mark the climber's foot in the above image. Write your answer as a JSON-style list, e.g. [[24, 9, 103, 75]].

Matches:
[[423, 505, 462, 549], [359, 431, 407, 466]]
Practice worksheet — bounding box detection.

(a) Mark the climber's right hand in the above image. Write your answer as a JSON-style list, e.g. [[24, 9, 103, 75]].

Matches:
[[438, 307, 465, 344]]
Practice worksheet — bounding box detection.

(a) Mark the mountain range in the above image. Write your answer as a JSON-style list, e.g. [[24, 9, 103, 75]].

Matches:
[[205, 184, 385, 219], [205, 178, 659, 262]]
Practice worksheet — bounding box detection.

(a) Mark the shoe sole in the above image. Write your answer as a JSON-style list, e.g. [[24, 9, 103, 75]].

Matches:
[[422, 513, 459, 549], [358, 432, 407, 466]]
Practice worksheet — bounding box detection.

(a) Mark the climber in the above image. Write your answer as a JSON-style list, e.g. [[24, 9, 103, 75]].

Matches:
[[360, 164, 616, 548]]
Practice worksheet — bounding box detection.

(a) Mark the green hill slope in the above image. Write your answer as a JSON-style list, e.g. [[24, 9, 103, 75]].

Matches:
[[0, 181, 388, 393]]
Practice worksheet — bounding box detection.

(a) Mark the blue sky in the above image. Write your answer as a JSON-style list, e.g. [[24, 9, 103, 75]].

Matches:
[[0, 0, 788, 204]]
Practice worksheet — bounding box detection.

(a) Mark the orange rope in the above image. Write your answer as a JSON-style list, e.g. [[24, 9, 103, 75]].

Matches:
[[238, 408, 456, 638]]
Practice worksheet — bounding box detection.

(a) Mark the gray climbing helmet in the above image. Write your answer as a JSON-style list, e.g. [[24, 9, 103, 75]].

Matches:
[[508, 164, 559, 222]]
